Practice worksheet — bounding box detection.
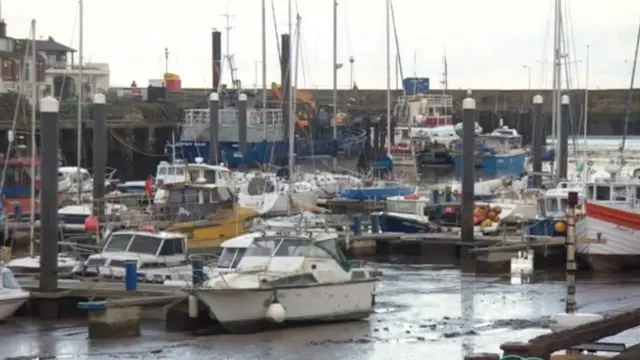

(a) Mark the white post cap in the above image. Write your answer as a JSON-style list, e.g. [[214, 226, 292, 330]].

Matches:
[[40, 96, 59, 113], [209, 92, 219, 101], [239, 93, 247, 101], [93, 93, 106, 104], [462, 97, 476, 110], [561, 94, 570, 104], [533, 95, 543, 104]]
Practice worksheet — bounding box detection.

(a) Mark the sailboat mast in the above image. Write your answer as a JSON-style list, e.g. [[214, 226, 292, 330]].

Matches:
[[261, 0, 267, 139], [76, 0, 84, 203], [583, 45, 589, 165], [552, 0, 562, 179], [332, 0, 338, 171], [385, 0, 391, 158], [29, 19, 36, 256], [287, 0, 294, 178], [620, 23, 640, 154]]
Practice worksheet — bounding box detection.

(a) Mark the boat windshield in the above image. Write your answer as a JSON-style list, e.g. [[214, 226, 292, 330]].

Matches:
[[217, 247, 246, 269], [103, 233, 134, 252], [545, 197, 568, 213], [1, 270, 21, 289], [274, 238, 313, 257], [103, 233, 163, 255], [245, 238, 280, 256]]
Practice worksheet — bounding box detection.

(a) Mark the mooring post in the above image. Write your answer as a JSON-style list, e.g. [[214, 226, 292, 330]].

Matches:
[[431, 189, 440, 204], [39, 96, 59, 293], [531, 95, 544, 188], [208, 92, 220, 165], [559, 94, 570, 180], [13, 202, 21, 222], [370, 213, 380, 233], [191, 256, 204, 286], [351, 215, 362, 236], [238, 93, 248, 171], [124, 260, 137, 291], [92, 93, 106, 221], [461, 95, 476, 243], [566, 191, 578, 314]]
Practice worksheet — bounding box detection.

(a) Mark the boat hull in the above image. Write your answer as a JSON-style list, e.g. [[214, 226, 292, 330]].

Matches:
[[379, 212, 431, 233], [341, 187, 415, 201], [177, 131, 366, 169], [453, 151, 526, 177], [577, 201, 640, 271], [192, 280, 377, 334], [0, 291, 29, 321]]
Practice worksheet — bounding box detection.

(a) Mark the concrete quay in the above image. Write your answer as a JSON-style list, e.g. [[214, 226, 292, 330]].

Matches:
[[16, 278, 212, 339]]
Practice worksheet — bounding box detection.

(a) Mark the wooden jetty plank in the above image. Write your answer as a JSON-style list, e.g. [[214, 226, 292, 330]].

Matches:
[[19, 279, 184, 298], [501, 308, 640, 357]]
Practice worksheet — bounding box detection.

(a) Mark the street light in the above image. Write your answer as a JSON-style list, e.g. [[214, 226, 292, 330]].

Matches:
[[349, 56, 355, 88], [522, 64, 532, 90]]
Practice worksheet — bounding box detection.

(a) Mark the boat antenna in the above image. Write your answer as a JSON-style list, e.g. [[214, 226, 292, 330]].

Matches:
[[619, 22, 640, 155], [221, 0, 237, 88]]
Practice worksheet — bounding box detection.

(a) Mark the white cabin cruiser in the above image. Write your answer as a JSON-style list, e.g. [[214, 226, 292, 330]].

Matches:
[[0, 266, 29, 321], [187, 233, 378, 334], [72, 229, 193, 282]]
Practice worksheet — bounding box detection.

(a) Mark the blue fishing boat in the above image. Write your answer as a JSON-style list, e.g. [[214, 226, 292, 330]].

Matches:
[[341, 180, 416, 201], [378, 212, 432, 233], [177, 92, 366, 169], [451, 126, 526, 177]]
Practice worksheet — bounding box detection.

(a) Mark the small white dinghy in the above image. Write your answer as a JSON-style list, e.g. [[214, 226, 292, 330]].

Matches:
[[0, 266, 29, 321]]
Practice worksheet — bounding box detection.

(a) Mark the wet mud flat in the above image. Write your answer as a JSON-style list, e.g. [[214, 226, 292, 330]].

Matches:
[[4, 262, 640, 360]]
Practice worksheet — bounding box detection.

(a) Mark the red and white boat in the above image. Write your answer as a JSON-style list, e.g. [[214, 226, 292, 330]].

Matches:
[[577, 179, 640, 271]]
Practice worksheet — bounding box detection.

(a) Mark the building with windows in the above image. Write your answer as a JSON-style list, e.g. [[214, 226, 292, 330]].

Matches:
[[0, 20, 109, 101]]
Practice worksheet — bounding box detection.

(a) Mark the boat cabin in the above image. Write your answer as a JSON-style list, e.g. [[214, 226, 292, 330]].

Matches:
[[80, 229, 188, 277], [215, 232, 260, 273], [395, 94, 453, 127], [541, 181, 585, 217], [585, 179, 640, 208], [467, 126, 522, 155], [239, 234, 351, 274], [155, 160, 233, 186]]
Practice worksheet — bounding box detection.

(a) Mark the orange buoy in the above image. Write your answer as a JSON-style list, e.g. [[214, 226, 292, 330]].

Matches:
[[84, 216, 99, 232], [404, 193, 419, 200], [554, 221, 567, 233], [142, 225, 156, 232], [444, 207, 455, 214]]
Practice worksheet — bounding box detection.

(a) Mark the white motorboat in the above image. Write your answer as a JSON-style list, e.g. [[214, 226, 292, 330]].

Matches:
[[187, 232, 378, 334], [72, 228, 196, 282], [0, 266, 29, 321], [57, 202, 128, 233]]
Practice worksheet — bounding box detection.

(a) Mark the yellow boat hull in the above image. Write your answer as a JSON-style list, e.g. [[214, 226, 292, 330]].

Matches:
[[168, 206, 258, 250]]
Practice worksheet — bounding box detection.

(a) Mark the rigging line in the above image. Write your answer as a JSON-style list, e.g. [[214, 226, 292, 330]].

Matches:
[[388, 0, 404, 90], [538, 0, 554, 88], [0, 24, 34, 197], [297, 19, 309, 88], [620, 22, 640, 154], [559, 6, 579, 158], [563, 0, 582, 157], [57, 2, 80, 103], [270, 0, 281, 61]]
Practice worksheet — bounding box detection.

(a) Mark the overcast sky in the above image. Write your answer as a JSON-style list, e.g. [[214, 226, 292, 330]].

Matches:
[[4, 0, 639, 89]]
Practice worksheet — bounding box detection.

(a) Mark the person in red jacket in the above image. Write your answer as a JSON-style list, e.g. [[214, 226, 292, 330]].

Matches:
[[144, 175, 154, 199]]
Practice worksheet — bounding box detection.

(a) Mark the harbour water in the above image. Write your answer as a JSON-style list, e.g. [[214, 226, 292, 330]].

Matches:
[[3, 260, 640, 360]]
